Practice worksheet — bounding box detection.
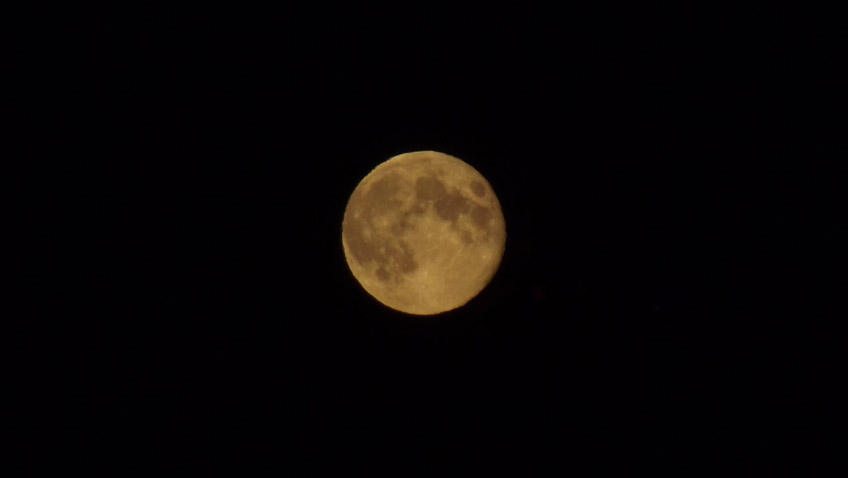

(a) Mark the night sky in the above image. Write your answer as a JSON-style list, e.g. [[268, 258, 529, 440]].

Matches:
[[29, 6, 840, 474]]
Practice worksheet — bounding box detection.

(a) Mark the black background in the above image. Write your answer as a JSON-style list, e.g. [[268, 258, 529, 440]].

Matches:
[[24, 5, 841, 474]]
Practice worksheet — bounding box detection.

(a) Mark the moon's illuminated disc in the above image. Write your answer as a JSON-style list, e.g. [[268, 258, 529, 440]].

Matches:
[[342, 151, 506, 315]]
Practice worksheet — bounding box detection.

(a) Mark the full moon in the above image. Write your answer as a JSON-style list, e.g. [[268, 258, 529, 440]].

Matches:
[[342, 151, 506, 315]]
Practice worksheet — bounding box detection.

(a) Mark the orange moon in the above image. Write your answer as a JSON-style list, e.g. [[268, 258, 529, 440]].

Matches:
[[342, 151, 506, 315]]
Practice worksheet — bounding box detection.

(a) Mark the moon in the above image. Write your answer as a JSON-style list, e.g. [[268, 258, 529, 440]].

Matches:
[[342, 151, 506, 315]]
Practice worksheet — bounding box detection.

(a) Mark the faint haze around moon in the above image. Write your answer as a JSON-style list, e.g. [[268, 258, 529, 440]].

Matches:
[[342, 151, 506, 315]]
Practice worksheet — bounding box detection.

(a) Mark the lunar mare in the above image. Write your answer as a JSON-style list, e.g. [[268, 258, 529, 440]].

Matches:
[[342, 151, 506, 315]]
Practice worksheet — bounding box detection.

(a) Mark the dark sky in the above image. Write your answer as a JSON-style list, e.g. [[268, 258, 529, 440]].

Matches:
[[28, 6, 840, 474]]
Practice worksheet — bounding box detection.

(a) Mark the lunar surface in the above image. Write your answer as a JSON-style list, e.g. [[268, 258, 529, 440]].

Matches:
[[342, 151, 506, 315]]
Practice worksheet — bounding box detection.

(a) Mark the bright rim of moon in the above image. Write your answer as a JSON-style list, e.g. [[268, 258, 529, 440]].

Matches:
[[342, 151, 506, 315]]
